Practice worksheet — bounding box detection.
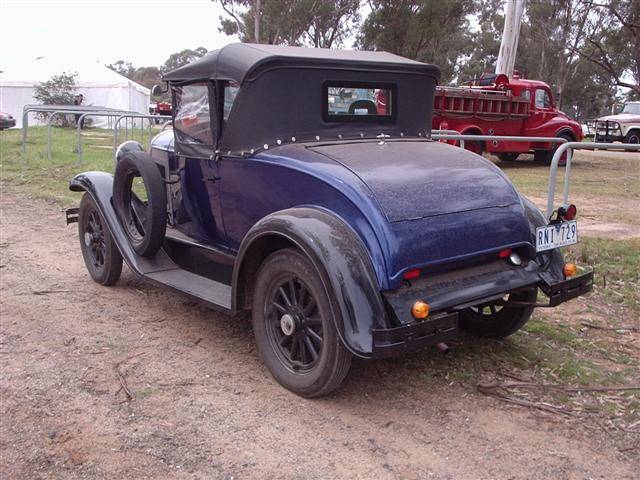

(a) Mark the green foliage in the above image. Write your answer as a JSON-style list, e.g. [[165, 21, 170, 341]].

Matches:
[[32, 72, 79, 126], [33, 71, 78, 106], [358, 0, 475, 81], [216, 0, 360, 47], [162, 47, 209, 72], [108, 0, 636, 120]]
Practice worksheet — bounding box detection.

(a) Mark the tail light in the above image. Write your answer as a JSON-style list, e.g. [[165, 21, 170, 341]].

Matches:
[[563, 263, 577, 277], [558, 204, 577, 221], [412, 301, 430, 319], [403, 268, 421, 280]]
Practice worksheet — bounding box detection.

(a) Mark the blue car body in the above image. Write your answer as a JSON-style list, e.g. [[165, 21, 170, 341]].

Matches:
[[69, 43, 593, 361]]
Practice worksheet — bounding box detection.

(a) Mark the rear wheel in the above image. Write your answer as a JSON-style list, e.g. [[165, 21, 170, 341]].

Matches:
[[463, 140, 484, 155], [459, 288, 537, 338], [78, 193, 123, 286], [251, 248, 352, 397]]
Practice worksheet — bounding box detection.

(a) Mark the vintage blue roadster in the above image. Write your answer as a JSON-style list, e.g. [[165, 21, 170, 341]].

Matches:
[[67, 43, 593, 397]]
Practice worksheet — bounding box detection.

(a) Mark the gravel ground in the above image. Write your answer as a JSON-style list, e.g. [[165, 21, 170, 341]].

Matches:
[[1, 192, 638, 479]]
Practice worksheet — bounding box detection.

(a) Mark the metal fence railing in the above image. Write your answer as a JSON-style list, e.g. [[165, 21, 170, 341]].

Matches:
[[22, 105, 133, 153], [430, 133, 639, 221], [546, 142, 640, 218], [112, 114, 172, 155], [46, 109, 131, 160]]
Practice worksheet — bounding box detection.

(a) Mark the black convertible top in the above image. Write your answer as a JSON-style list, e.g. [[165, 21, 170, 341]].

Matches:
[[163, 43, 440, 155], [163, 43, 439, 84]]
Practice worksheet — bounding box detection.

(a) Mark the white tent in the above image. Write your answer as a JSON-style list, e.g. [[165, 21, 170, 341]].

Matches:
[[0, 56, 150, 128]]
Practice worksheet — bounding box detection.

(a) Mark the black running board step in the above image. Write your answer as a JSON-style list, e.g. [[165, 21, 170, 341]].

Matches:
[[146, 268, 232, 309], [69, 172, 233, 311]]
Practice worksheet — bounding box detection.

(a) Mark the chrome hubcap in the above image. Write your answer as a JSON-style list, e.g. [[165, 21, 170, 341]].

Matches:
[[280, 313, 296, 336]]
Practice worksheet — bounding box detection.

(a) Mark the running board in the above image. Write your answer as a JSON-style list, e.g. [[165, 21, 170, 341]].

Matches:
[[69, 172, 232, 312], [146, 267, 231, 309]]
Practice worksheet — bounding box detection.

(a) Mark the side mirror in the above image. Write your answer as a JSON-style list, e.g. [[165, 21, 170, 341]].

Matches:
[[151, 83, 168, 96]]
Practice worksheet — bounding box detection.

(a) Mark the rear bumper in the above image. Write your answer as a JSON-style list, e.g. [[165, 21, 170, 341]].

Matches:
[[372, 312, 458, 359], [539, 268, 594, 307], [375, 262, 593, 358]]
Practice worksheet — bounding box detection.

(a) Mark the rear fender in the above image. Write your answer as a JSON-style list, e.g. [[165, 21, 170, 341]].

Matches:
[[233, 207, 387, 358]]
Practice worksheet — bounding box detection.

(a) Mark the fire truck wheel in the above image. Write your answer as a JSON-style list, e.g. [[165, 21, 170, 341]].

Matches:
[[535, 133, 573, 167], [497, 153, 519, 162]]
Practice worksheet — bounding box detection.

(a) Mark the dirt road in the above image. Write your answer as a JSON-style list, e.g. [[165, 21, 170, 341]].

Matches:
[[1, 193, 637, 479]]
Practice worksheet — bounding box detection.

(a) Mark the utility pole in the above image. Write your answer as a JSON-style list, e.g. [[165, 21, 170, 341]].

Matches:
[[254, 0, 261, 43], [496, 0, 526, 78]]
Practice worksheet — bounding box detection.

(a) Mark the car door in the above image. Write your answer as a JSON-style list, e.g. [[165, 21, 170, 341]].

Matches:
[[529, 87, 554, 130], [171, 81, 227, 246]]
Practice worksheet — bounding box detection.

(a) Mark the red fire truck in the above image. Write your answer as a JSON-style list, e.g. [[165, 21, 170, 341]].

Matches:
[[431, 73, 583, 165]]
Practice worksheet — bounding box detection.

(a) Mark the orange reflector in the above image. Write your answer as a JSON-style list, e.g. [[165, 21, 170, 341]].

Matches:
[[498, 248, 512, 258], [563, 263, 577, 277], [403, 268, 421, 280], [412, 301, 430, 319]]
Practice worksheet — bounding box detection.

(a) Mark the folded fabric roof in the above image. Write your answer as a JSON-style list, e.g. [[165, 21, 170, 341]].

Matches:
[[163, 43, 439, 84]]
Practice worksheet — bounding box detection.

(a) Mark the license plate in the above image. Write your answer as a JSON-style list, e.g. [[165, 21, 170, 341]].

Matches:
[[536, 221, 578, 252]]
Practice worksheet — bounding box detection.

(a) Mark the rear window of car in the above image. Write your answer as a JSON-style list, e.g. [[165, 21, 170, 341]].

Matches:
[[323, 82, 395, 122], [173, 83, 213, 144]]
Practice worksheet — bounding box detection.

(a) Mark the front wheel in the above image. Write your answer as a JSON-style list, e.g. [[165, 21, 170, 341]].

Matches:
[[534, 133, 573, 166], [497, 153, 520, 162], [624, 130, 639, 144], [459, 288, 537, 338], [78, 193, 123, 286], [251, 248, 352, 397]]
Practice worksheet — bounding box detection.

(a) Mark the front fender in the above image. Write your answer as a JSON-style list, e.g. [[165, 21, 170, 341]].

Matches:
[[233, 207, 388, 358]]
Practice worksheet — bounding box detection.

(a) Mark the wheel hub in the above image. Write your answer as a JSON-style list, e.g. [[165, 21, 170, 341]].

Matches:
[[280, 313, 296, 336], [84, 232, 93, 246]]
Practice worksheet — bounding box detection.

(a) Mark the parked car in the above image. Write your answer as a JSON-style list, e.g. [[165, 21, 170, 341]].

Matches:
[[66, 44, 593, 397], [588, 101, 640, 144], [0, 111, 16, 130], [431, 73, 583, 165]]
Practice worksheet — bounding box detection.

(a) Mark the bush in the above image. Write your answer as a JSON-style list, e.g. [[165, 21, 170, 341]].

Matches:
[[33, 72, 78, 126]]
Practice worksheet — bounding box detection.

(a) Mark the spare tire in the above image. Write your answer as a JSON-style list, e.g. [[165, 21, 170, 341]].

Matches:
[[113, 151, 166, 257]]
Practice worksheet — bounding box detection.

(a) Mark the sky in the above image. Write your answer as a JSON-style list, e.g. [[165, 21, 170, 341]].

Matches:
[[0, 0, 239, 71]]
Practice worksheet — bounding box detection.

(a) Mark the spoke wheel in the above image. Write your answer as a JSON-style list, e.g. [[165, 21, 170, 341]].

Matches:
[[78, 193, 123, 286], [113, 152, 166, 257], [85, 210, 107, 269], [251, 248, 352, 397], [459, 289, 538, 339], [265, 274, 323, 372]]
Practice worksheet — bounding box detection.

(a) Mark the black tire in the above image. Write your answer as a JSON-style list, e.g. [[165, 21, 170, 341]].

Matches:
[[497, 153, 520, 162], [624, 130, 640, 144], [78, 193, 123, 286], [251, 248, 352, 398], [534, 132, 573, 166], [113, 151, 166, 257], [459, 288, 537, 339]]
